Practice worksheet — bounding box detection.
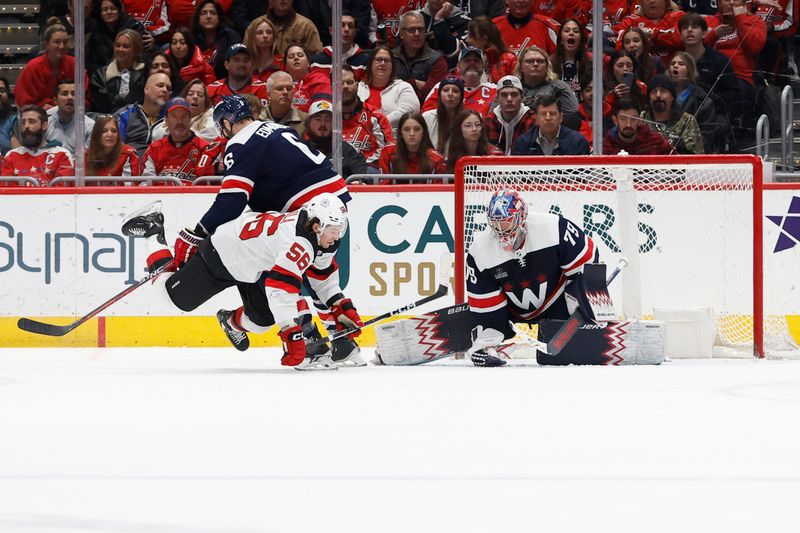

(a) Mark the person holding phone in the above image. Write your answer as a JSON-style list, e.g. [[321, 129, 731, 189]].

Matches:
[[603, 50, 648, 118]]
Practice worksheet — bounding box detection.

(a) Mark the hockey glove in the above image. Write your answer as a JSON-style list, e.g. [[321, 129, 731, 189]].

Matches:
[[330, 298, 364, 339], [174, 226, 205, 266], [470, 347, 507, 367], [279, 324, 307, 366]]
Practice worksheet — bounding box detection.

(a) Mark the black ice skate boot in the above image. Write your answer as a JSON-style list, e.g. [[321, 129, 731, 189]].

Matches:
[[295, 322, 336, 371], [331, 336, 366, 367], [122, 201, 167, 245], [217, 309, 250, 352]]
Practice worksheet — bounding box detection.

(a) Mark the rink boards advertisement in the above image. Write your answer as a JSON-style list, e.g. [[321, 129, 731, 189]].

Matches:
[[0, 186, 798, 347]]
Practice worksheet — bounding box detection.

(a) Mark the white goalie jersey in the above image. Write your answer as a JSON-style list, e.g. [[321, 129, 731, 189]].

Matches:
[[211, 208, 343, 326]]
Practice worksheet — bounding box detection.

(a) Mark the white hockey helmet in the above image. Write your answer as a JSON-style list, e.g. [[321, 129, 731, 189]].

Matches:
[[487, 188, 528, 252], [304, 193, 348, 240]]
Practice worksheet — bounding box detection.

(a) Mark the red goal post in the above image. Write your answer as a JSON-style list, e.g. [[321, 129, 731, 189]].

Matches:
[[453, 154, 780, 358]]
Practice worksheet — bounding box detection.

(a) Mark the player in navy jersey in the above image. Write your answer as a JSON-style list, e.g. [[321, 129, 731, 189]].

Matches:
[[465, 189, 599, 366], [172, 94, 362, 366]]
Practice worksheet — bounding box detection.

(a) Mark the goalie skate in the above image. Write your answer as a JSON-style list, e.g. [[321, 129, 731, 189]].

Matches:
[[121, 201, 167, 245]]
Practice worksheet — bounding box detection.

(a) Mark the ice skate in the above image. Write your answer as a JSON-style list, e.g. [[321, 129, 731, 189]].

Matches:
[[217, 309, 249, 352], [331, 336, 366, 367], [121, 201, 166, 245], [294, 353, 338, 371]]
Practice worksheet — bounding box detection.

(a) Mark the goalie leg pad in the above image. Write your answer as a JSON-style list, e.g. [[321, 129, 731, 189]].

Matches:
[[536, 319, 666, 366]]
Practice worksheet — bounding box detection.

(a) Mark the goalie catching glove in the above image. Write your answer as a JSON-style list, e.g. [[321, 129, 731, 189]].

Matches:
[[174, 225, 207, 266], [279, 324, 306, 366], [330, 298, 364, 339]]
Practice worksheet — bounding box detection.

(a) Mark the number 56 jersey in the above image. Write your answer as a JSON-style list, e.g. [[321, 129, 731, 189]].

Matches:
[[211, 208, 342, 326]]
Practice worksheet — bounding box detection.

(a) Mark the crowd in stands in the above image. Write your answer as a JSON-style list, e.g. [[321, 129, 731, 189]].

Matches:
[[1, 0, 798, 185]]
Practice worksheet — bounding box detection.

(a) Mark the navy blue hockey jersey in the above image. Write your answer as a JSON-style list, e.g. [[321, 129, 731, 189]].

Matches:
[[199, 121, 350, 234], [466, 212, 597, 335]]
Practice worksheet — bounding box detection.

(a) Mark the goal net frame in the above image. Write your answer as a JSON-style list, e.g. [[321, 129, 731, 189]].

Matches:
[[454, 154, 771, 359]]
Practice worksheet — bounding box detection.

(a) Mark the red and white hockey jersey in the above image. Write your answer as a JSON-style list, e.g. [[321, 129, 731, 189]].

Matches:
[[343, 101, 394, 167], [492, 13, 560, 55], [371, 0, 426, 46], [421, 82, 497, 116], [211, 208, 343, 327], [140, 133, 211, 184], [207, 78, 269, 107], [122, 0, 170, 37], [1, 144, 74, 186]]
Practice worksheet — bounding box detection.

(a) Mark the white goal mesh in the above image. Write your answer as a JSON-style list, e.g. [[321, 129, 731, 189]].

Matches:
[[455, 155, 798, 359]]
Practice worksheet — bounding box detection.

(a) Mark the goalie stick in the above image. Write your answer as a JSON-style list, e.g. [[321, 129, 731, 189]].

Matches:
[[17, 261, 176, 337], [307, 253, 452, 348], [533, 257, 628, 356]]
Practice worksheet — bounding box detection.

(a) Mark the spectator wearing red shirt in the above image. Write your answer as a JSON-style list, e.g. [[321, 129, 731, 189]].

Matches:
[[141, 97, 211, 183], [123, 0, 170, 41], [467, 16, 518, 84], [15, 19, 87, 110], [85, 115, 141, 181], [207, 44, 269, 107], [531, 0, 582, 26], [613, 0, 684, 63], [371, 0, 426, 47], [421, 47, 496, 118], [1, 106, 74, 186], [378, 111, 446, 176], [192, 0, 242, 79], [492, 0, 560, 56], [341, 66, 394, 168], [603, 98, 672, 155], [284, 44, 333, 113], [244, 16, 283, 83], [167, 27, 216, 85]]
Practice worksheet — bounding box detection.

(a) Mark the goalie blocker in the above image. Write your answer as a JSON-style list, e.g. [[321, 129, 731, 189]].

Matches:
[[374, 304, 665, 366]]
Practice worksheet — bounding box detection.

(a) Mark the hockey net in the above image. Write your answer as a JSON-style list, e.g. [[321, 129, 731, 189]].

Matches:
[[454, 155, 799, 359]]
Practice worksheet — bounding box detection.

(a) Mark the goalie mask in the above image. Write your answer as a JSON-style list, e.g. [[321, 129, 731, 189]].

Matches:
[[487, 189, 528, 252], [304, 193, 348, 244]]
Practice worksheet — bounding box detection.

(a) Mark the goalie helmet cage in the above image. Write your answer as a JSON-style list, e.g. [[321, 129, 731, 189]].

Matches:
[[454, 154, 796, 360]]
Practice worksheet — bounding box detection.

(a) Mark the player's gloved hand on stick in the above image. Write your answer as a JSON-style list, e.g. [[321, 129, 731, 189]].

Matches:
[[330, 298, 364, 339], [279, 324, 307, 366], [174, 226, 206, 266]]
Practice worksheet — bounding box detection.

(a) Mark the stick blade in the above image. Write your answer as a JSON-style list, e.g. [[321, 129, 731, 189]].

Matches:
[[17, 317, 74, 337]]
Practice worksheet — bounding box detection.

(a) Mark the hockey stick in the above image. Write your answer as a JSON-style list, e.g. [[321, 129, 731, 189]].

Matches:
[[17, 261, 176, 337], [514, 257, 629, 356], [307, 253, 452, 348]]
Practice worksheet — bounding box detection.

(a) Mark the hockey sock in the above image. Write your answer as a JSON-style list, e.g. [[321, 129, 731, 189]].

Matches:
[[144, 235, 175, 273], [238, 307, 270, 334]]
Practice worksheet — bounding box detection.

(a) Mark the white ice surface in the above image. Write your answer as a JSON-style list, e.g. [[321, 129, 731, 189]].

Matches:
[[1, 348, 799, 533]]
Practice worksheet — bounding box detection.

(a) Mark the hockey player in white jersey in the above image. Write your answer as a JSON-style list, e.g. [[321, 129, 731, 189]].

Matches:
[[122, 194, 364, 369], [466, 188, 599, 367]]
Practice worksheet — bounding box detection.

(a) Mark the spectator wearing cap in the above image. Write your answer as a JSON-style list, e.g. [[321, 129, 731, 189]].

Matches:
[[341, 65, 394, 169], [642, 74, 704, 154], [512, 92, 590, 156], [115, 72, 172, 155], [151, 78, 219, 142], [421, 46, 497, 117], [491, 0, 559, 56], [303, 96, 368, 178], [191, 0, 242, 80], [603, 98, 673, 155], [393, 11, 449, 104], [516, 46, 582, 131], [357, 45, 420, 132], [263, 71, 307, 137], [422, 75, 464, 153], [141, 97, 212, 183], [420, 0, 472, 69], [311, 12, 371, 81], [485, 75, 536, 155], [207, 44, 269, 107], [46, 79, 95, 155], [267, 0, 323, 56]]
